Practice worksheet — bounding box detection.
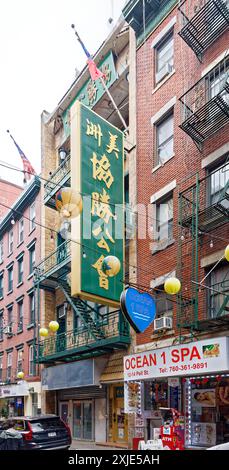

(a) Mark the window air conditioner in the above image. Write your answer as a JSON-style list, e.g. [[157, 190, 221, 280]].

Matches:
[[4, 325, 13, 335], [156, 62, 173, 84], [154, 316, 173, 332]]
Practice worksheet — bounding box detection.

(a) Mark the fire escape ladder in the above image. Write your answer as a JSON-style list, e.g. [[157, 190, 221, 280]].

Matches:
[[58, 279, 105, 340]]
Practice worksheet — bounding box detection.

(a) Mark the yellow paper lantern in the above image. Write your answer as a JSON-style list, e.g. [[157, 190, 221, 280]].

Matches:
[[225, 244, 229, 262], [49, 321, 60, 333], [17, 371, 24, 380], [55, 188, 82, 219], [101, 256, 121, 277], [164, 277, 181, 295], [39, 328, 49, 338]]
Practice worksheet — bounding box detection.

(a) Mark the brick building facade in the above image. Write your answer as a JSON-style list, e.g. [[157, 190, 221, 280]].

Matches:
[[0, 177, 41, 417], [123, 0, 229, 449]]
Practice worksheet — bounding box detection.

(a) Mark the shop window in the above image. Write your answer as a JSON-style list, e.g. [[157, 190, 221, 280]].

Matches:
[[185, 375, 229, 447], [144, 379, 169, 411]]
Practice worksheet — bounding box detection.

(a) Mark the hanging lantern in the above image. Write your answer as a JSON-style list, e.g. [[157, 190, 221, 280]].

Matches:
[[55, 187, 82, 219], [49, 321, 60, 333], [17, 371, 24, 380], [164, 277, 181, 295], [225, 244, 229, 262], [101, 256, 121, 277], [39, 328, 49, 338]]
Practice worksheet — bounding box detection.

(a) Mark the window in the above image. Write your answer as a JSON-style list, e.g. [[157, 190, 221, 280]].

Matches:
[[30, 203, 36, 231], [208, 265, 229, 318], [17, 349, 23, 373], [0, 275, 3, 299], [7, 306, 13, 328], [7, 352, 12, 380], [17, 300, 23, 331], [29, 292, 35, 324], [8, 267, 13, 292], [29, 345, 35, 376], [155, 286, 173, 319], [156, 112, 174, 165], [8, 229, 13, 254], [18, 257, 24, 284], [0, 314, 3, 341], [0, 240, 3, 263], [156, 196, 173, 242], [155, 31, 174, 84], [0, 355, 3, 381], [209, 161, 229, 206], [31, 393, 38, 416], [209, 61, 229, 104], [18, 219, 24, 244], [29, 246, 36, 274]]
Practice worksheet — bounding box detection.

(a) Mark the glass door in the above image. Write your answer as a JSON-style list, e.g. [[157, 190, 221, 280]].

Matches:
[[73, 401, 93, 440]]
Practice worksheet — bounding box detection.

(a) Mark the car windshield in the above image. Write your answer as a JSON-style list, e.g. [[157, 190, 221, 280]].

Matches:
[[30, 418, 65, 432]]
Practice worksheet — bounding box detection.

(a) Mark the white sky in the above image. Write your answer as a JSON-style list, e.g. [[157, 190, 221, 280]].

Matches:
[[0, 0, 126, 186]]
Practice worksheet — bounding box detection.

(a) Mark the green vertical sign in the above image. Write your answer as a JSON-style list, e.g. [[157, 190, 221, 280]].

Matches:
[[78, 104, 124, 304]]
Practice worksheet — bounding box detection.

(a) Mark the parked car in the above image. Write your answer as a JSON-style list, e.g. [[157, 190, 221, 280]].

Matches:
[[0, 415, 72, 450]]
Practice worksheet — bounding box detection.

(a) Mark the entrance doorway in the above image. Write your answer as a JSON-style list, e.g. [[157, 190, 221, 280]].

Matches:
[[110, 385, 128, 443], [59, 402, 69, 425], [73, 401, 93, 440]]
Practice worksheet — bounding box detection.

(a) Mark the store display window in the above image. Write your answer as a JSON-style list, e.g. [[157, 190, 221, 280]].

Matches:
[[184, 375, 229, 447]]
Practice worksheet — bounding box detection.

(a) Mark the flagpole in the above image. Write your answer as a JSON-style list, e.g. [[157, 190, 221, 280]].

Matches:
[[99, 77, 128, 131], [71, 24, 128, 131]]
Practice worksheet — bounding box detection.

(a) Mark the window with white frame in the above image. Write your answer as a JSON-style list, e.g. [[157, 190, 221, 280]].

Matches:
[[30, 203, 36, 231], [156, 196, 173, 242], [7, 352, 12, 380], [29, 344, 35, 376], [17, 349, 23, 373], [208, 265, 229, 318], [0, 275, 3, 299], [8, 267, 13, 292], [17, 300, 23, 331], [0, 355, 3, 380], [18, 257, 24, 284], [0, 314, 3, 341], [8, 229, 13, 254], [209, 160, 229, 206], [29, 292, 35, 324], [7, 306, 13, 328], [0, 240, 3, 263], [29, 245, 36, 274], [155, 31, 174, 84], [156, 112, 174, 165], [18, 219, 24, 244]]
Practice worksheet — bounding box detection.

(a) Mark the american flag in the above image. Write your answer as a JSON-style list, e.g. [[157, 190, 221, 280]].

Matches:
[[7, 130, 36, 182]]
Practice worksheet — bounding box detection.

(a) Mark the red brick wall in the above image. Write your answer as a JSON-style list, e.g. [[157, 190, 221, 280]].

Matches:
[[0, 188, 41, 382], [0, 180, 23, 220], [136, 7, 229, 345]]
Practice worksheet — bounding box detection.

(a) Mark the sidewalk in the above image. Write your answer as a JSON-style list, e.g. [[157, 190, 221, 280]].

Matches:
[[70, 440, 128, 450]]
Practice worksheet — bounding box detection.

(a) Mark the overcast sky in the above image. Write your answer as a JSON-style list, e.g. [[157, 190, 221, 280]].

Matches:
[[0, 0, 126, 186]]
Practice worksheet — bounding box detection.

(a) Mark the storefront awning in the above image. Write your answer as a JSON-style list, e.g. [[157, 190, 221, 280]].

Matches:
[[0, 381, 29, 398], [100, 351, 126, 383]]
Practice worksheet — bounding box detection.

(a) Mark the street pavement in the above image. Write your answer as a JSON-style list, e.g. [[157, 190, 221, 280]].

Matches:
[[70, 440, 128, 450]]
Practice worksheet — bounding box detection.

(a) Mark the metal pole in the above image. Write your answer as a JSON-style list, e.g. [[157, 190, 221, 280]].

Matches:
[[99, 77, 128, 131]]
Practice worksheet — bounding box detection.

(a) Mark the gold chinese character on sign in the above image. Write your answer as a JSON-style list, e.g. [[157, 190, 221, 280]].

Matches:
[[92, 255, 109, 290], [90, 153, 114, 189], [86, 119, 103, 147], [91, 189, 116, 224], [106, 132, 120, 159], [87, 81, 97, 106]]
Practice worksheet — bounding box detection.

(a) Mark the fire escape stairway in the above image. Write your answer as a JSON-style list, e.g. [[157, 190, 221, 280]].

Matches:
[[58, 279, 105, 341]]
